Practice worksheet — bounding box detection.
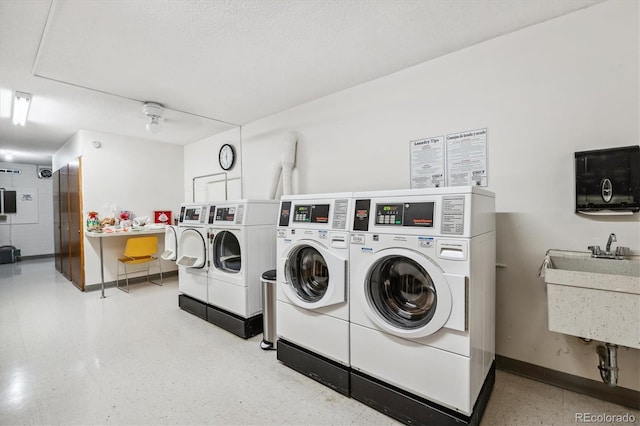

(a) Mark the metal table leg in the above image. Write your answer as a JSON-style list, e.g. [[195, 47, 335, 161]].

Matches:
[[99, 237, 106, 299]]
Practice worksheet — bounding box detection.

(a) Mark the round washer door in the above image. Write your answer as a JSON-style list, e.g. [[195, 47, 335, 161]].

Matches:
[[362, 249, 452, 339], [176, 228, 207, 269], [212, 230, 241, 273], [282, 240, 346, 309]]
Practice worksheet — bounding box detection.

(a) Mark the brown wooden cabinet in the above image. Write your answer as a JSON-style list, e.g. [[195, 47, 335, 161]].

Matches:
[[53, 157, 85, 290], [53, 169, 62, 273]]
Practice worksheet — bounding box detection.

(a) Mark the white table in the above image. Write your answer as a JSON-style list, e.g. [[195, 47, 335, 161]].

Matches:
[[86, 227, 166, 298]]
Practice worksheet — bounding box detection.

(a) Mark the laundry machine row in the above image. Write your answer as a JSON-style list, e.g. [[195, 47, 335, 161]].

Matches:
[[275, 187, 496, 425], [177, 200, 279, 338]]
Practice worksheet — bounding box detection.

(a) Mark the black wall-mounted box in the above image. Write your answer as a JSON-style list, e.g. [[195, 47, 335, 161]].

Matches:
[[575, 145, 640, 213], [0, 190, 17, 214]]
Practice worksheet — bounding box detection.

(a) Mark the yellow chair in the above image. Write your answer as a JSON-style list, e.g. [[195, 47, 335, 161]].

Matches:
[[116, 236, 163, 293]]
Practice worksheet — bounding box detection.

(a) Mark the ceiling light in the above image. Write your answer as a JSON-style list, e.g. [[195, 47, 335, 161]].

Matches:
[[12, 91, 32, 126], [146, 116, 161, 134], [143, 102, 164, 134]]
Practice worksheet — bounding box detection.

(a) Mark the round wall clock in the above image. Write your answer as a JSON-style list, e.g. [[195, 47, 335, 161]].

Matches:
[[218, 144, 236, 171]]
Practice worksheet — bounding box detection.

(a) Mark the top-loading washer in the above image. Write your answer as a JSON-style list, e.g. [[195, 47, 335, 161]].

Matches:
[[348, 187, 495, 425], [176, 202, 211, 319], [276, 192, 353, 395], [205, 199, 279, 338]]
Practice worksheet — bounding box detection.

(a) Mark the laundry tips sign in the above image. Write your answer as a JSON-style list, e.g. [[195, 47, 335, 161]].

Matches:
[[410, 128, 487, 189]]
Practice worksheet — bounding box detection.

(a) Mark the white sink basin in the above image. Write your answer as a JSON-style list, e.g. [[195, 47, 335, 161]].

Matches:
[[543, 250, 640, 349]]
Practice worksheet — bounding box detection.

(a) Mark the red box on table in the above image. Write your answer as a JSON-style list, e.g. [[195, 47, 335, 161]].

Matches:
[[154, 211, 172, 224]]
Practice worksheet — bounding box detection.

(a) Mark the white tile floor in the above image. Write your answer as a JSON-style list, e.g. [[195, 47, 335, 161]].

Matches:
[[1, 258, 638, 425]]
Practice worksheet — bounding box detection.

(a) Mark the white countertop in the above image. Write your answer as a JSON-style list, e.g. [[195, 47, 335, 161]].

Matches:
[[86, 226, 167, 238]]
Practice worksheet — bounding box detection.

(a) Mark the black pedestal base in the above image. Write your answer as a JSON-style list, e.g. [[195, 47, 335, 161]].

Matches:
[[206, 305, 262, 339], [277, 339, 350, 396], [350, 361, 495, 426], [178, 294, 207, 320], [178, 294, 263, 339]]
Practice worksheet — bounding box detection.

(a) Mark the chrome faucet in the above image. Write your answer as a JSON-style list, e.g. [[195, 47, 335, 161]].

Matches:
[[589, 233, 629, 259], [606, 233, 617, 253], [588, 245, 601, 256]]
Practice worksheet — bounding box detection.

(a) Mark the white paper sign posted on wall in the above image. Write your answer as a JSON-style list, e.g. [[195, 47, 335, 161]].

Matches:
[[410, 136, 445, 189], [446, 128, 488, 187]]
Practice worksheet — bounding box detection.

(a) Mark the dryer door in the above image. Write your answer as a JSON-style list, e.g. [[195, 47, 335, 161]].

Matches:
[[161, 225, 178, 261], [281, 240, 346, 309], [211, 230, 241, 273], [363, 249, 453, 339], [176, 228, 207, 269]]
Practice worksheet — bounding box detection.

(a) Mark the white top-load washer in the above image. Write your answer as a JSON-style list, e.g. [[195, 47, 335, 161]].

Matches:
[[276, 192, 353, 368], [349, 187, 495, 419], [206, 199, 279, 319], [176, 203, 211, 303]]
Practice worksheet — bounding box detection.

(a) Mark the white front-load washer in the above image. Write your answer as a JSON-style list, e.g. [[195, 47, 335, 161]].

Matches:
[[177, 203, 211, 320], [349, 187, 495, 425], [276, 192, 353, 396], [206, 199, 279, 338]]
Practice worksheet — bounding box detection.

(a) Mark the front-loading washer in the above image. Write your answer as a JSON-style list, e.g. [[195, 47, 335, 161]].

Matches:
[[349, 187, 495, 425], [176, 203, 211, 320], [276, 192, 353, 395], [206, 199, 279, 338]]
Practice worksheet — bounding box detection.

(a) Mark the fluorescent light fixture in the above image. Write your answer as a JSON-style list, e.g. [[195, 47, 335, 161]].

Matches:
[[12, 91, 31, 126]]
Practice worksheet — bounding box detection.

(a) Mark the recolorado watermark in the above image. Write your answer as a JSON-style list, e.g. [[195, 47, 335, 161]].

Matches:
[[575, 412, 636, 423]]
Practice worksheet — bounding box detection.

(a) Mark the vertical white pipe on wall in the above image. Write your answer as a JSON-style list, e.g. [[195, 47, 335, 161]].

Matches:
[[269, 132, 298, 199]]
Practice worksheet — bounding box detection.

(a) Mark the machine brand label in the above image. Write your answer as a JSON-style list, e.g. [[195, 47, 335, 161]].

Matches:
[[361, 247, 373, 253], [418, 236, 434, 248], [351, 234, 365, 245], [318, 230, 328, 239]]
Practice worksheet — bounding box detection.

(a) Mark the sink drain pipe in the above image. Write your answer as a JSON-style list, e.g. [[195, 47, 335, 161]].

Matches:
[[597, 343, 618, 386]]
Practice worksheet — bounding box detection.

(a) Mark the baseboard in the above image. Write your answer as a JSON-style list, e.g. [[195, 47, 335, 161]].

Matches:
[[84, 270, 177, 292], [496, 355, 640, 409]]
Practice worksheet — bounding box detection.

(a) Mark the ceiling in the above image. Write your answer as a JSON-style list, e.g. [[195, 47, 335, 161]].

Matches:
[[0, 0, 603, 165]]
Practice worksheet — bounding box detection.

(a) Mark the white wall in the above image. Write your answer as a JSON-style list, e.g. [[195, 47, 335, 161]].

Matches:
[[234, 1, 639, 390], [183, 126, 242, 202], [54, 130, 184, 286], [0, 162, 53, 256], [52, 132, 82, 172]]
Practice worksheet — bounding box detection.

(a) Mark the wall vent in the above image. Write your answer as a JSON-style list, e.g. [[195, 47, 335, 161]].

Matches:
[[0, 168, 21, 174], [37, 166, 53, 179]]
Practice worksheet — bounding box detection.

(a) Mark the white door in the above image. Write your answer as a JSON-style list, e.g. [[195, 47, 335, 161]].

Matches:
[[161, 225, 178, 261], [211, 229, 242, 275], [360, 249, 453, 339], [279, 239, 346, 309], [177, 227, 207, 270]]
